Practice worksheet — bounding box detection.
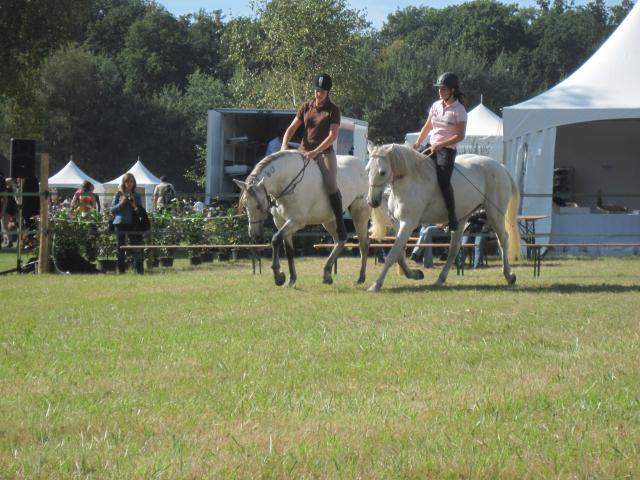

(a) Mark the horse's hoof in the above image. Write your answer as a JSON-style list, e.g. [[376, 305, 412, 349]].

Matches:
[[415, 270, 424, 280], [284, 280, 296, 288], [356, 276, 366, 285], [433, 278, 445, 287], [323, 275, 333, 285], [508, 273, 517, 285], [274, 272, 286, 286], [367, 283, 381, 292]]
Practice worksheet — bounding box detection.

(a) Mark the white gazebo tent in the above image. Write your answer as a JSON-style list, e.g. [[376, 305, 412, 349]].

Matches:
[[405, 102, 504, 162], [503, 1, 640, 252], [104, 159, 161, 211], [48, 159, 105, 199]]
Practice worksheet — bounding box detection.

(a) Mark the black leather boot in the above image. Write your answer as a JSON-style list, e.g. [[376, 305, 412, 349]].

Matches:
[[442, 187, 458, 232], [328, 191, 348, 242]]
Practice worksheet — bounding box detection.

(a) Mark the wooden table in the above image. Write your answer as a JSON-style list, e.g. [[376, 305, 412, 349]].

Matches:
[[517, 215, 548, 259]]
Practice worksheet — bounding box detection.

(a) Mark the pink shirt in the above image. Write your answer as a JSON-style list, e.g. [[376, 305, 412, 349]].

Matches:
[[429, 99, 467, 148]]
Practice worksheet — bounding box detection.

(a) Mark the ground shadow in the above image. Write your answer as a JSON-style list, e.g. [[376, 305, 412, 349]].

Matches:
[[382, 283, 640, 294]]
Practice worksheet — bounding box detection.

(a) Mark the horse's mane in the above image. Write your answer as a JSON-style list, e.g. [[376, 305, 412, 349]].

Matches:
[[245, 150, 292, 184], [372, 143, 431, 179]]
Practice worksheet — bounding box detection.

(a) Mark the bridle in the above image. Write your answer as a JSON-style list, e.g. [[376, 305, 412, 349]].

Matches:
[[245, 183, 270, 225]]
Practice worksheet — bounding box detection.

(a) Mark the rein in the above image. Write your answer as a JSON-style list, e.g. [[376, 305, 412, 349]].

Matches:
[[274, 157, 310, 201], [270, 156, 311, 206], [247, 155, 311, 214]]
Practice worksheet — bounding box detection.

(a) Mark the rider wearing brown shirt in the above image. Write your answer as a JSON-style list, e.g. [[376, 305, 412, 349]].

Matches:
[[296, 98, 341, 153], [281, 73, 347, 242]]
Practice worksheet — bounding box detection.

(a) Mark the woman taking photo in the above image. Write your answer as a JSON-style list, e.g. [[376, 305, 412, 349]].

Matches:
[[111, 173, 144, 274], [413, 72, 467, 232], [280, 73, 347, 241]]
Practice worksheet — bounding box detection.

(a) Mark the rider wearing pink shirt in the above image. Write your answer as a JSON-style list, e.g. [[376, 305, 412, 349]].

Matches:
[[413, 72, 467, 232]]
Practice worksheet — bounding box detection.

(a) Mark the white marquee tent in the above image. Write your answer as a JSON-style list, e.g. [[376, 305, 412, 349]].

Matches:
[[48, 160, 104, 193], [503, 0, 640, 252], [104, 159, 161, 211], [405, 102, 504, 162]]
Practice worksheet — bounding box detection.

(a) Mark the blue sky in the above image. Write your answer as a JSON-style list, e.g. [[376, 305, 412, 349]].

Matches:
[[157, 0, 626, 28]]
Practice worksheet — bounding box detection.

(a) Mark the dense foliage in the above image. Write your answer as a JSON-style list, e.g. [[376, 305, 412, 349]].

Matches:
[[0, 0, 634, 189]]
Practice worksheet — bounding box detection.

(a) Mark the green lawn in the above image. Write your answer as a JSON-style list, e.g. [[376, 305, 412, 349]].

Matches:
[[1, 254, 639, 478]]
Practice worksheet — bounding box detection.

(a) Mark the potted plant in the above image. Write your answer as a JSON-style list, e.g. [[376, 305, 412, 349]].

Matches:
[[211, 207, 251, 261], [52, 207, 102, 272], [182, 210, 206, 265], [152, 209, 178, 267], [96, 211, 117, 272], [144, 246, 159, 270], [201, 217, 216, 262]]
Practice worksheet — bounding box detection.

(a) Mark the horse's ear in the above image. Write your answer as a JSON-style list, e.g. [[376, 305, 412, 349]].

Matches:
[[233, 179, 247, 190], [381, 144, 394, 155], [367, 141, 376, 156]]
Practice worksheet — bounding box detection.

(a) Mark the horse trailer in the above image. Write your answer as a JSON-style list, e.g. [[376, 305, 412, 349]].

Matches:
[[204, 108, 368, 202]]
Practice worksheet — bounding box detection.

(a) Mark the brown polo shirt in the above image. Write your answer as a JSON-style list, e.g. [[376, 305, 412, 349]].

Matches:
[[296, 98, 341, 153]]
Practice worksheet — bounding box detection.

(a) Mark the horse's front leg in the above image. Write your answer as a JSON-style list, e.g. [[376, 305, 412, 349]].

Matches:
[[435, 229, 464, 287], [368, 220, 417, 292], [397, 255, 424, 281], [283, 235, 297, 287], [350, 200, 371, 285], [270, 219, 298, 286]]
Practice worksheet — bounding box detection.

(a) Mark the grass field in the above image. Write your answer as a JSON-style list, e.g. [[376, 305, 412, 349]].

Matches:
[[1, 252, 639, 478]]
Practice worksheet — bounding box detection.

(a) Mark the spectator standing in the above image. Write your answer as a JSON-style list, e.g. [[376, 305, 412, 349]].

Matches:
[[410, 224, 447, 268], [153, 175, 176, 211], [459, 210, 489, 269], [1, 177, 18, 247], [111, 173, 144, 274], [0, 170, 5, 249], [70, 181, 99, 215]]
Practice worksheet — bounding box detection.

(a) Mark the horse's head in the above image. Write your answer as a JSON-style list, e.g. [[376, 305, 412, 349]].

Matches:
[[233, 178, 270, 240], [366, 143, 394, 208]]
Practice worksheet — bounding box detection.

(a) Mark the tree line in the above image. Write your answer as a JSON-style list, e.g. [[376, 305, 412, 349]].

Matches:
[[0, 0, 633, 190]]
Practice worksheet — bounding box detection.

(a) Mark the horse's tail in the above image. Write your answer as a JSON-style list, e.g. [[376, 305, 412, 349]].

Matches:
[[370, 204, 388, 240], [505, 170, 521, 262]]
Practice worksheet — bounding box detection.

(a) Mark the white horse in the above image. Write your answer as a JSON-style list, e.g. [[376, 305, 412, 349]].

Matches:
[[367, 143, 520, 292], [234, 150, 371, 287]]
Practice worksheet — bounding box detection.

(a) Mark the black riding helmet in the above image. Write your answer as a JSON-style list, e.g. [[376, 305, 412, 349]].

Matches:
[[433, 72, 460, 90], [313, 73, 332, 92]]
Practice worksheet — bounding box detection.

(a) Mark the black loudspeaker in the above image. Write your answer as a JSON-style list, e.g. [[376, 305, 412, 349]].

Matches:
[[10, 138, 36, 178], [22, 176, 40, 219]]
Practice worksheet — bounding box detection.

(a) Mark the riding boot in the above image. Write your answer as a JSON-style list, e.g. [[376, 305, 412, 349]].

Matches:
[[442, 188, 458, 232], [328, 190, 348, 242]]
